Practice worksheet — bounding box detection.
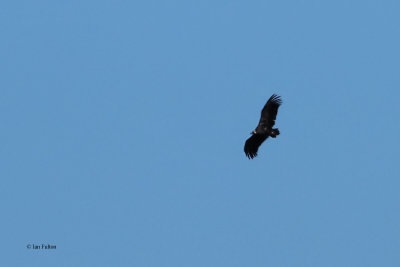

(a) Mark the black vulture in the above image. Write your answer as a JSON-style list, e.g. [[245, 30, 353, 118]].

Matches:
[[244, 94, 282, 159]]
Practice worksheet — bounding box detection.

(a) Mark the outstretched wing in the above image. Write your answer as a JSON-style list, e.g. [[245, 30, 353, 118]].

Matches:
[[259, 94, 282, 128], [244, 134, 268, 159]]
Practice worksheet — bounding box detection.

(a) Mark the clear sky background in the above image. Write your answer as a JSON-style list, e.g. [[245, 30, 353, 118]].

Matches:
[[1, 0, 399, 266]]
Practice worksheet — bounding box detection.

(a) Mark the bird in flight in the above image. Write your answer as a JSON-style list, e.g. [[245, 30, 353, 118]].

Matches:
[[244, 94, 282, 159]]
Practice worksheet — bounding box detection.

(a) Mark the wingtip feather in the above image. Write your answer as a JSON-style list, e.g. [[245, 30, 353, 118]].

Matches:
[[269, 94, 282, 105]]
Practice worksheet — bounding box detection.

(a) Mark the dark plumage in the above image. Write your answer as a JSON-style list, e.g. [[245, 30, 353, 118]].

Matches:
[[244, 94, 282, 159]]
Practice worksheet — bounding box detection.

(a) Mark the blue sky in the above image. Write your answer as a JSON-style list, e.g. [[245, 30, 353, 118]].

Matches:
[[1, 0, 399, 266]]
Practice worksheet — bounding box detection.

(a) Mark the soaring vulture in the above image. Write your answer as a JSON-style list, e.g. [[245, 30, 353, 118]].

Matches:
[[244, 94, 282, 159]]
